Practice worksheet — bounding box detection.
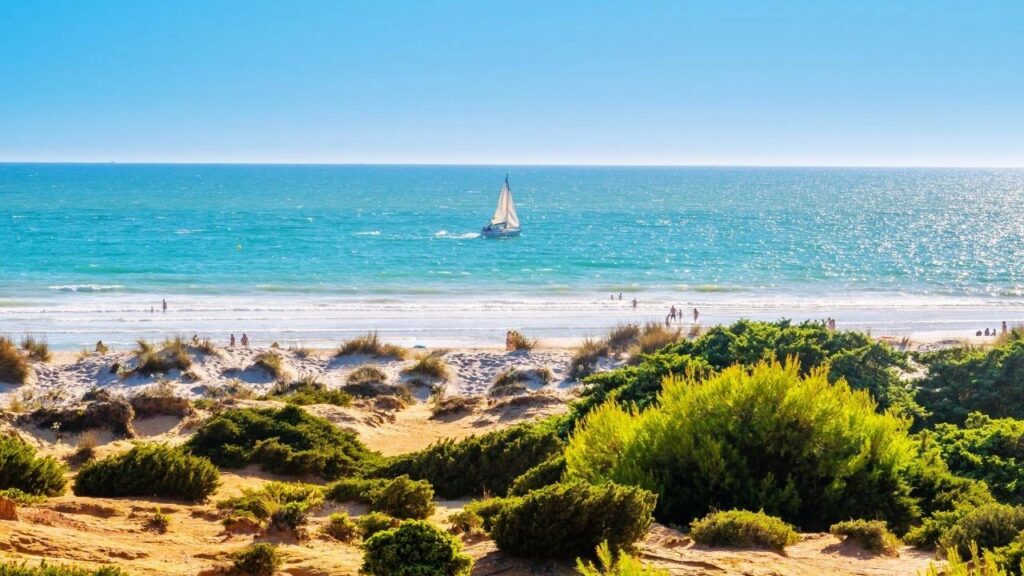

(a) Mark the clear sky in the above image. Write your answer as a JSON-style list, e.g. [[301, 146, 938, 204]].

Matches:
[[2, 1, 1022, 166]]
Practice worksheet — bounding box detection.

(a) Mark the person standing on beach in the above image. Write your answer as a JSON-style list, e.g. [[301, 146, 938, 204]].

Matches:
[[618, 293, 623, 300], [162, 299, 167, 313], [241, 333, 249, 347], [670, 305, 677, 321], [631, 298, 637, 309], [229, 334, 236, 347], [693, 308, 700, 323]]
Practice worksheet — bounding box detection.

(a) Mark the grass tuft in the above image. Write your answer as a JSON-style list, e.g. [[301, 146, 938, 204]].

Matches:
[[20, 336, 51, 362], [347, 364, 387, 385], [253, 352, 287, 381], [507, 331, 536, 351], [262, 375, 353, 407], [626, 323, 681, 363], [0, 337, 31, 385], [569, 338, 609, 380], [403, 353, 450, 381], [337, 332, 406, 359]]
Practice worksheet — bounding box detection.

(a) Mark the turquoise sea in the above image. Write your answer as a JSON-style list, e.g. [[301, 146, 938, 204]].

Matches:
[[2, 164, 1023, 348]]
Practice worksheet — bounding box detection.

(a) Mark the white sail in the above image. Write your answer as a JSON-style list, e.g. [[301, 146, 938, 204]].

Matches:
[[490, 178, 520, 229]]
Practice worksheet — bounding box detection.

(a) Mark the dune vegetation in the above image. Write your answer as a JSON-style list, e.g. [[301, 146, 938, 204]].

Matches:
[[689, 510, 799, 551], [73, 443, 220, 501], [0, 336, 31, 385], [337, 332, 406, 359]]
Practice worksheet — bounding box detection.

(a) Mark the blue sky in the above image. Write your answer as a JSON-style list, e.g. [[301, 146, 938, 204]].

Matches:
[[1, 1, 1022, 166]]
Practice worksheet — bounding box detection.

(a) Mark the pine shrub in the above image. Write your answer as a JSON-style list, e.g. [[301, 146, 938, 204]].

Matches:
[[928, 413, 1024, 504], [489, 481, 656, 559], [829, 519, 900, 555], [370, 422, 562, 498], [184, 405, 378, 479], [508, 455, 566, 496], [229, 543, 280, 576], [73, 443, 219, 501], [689, 510, 799, 551], [323, 511, 359, 542], [565, 361, 920, 532], [0, 435, 68, 496], [361, 520, 472, 576], [357, 511, 400, 539], [325, 475, 434, 519]]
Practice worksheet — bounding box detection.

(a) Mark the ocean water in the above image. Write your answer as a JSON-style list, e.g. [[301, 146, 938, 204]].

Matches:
[[2, 164, 1023, 348]]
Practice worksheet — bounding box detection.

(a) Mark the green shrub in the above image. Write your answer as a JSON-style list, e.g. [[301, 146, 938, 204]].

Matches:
[[920, 544, 1010, 576], [0, 488, 47, 505], [508, 455, 566, 496], [576, 540, 669, 576], [567, 320, 918, 432], [929, 413, 1024, 503], [261, 377, 352, 407], [229, 543, 280, 576], [323, 511, 359, 542], [829, 519, 900, 555], [689, 510, 799, 551], [0, 563, 129, 576], [465, 497, 517, 532], [916, 335, 1024, 425], [338, 332, 406, 359], [20, 336, 51, 362], [74, 444, 219, 501], [184, 405, 378, 479], [447, 509, 484, 535], [325, 475, 434, 519], [370, 422, 562, 498], [0, 435, 68, 496], [361, 520, 473, 576], [357, 511, 400, 539], [0, 337, 31, 385], [218, 482, 324, 524], [565, 361, 920, 532], [941, 503, 1024, 557], [402, 353, 450, 380], [489, 481, 656, 559]]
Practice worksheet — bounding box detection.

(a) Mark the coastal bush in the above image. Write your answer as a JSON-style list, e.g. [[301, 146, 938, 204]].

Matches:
[[489, 481, 657, 559], [569, 338, 610, 380], [0, 564, 129, 576], [0, 337, 31, 385], [575, 541, 670, 576], [262, 376, 352, 407], [229, 543, 280, 576], [325, 475, 434, 519], [915, 335, 1024, 425], [357, 511, 400, 538], [508, 455, 566, 496], [829, 519, 900, 555], [361, 520, 473, 576], [337, 332, 406, 359], [464, 497, 517, 532], [447, 508, 484, 536], [73, 443, 219, 501], [370, 422, 563, 498], [565, 361, 920, 532], [347, 364, 387, 385], [20, 336, 51, 362], [928, 413, 1024, 504], [572, 320, 918, 427], [218, 482, 324, 525], [184, 405, 378, 479], [0, 436, 68, 496], [0, 488, 46, 505], [938, 503, 1024, 557], [403, 352, 450, 380], [689, 510, 799, 551], [920, 545, 1010, 576], [323, 511, 359, 542]]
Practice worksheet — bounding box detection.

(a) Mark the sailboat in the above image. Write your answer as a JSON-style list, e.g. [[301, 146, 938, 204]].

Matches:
[[481, 174, 521, 238]]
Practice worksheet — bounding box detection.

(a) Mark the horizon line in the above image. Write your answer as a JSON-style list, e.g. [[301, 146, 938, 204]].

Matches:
[[2, 160, 1024, 170]]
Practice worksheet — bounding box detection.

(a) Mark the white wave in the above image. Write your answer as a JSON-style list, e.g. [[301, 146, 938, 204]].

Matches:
[[434, 230, 480, 239], [175, 228, 203, 235], [48, 284, 125, 293], [354, 230, 381, 236]]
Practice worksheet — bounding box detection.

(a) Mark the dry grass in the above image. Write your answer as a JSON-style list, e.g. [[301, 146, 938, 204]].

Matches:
[[402, 352, 450, 381], [626, 323, 681, 363], [253, 352, 287, 381], [0, 336, 31, 385], [507, 331, 537, 351], [993, 324, 1024, 347], [289, 345, 314, 359], [605, 323, 642, 353], [347, 364, 387, 385], [431, 394, 485, 418], [130, 337, 193, 377], [20, 335, 52, 362], [490, 367, 554, 397], [70, 430, 99, 464], [195, 337, 218, 355], [337, 332, 406, 359], [569, 337, 610, 380]]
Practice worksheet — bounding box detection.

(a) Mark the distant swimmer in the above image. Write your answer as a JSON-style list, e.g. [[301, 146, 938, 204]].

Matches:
[[618, 293, 623, 300], [241, 333, 249, 347], [162, 299, 167, 313], [669, 306, 677, 321], [229, 334, 236, 347], [631, 298, 637, 309], [693, 308, 700, 323]]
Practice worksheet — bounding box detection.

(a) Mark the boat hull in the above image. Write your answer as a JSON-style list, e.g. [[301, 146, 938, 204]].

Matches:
[[481, 226, 521, 238]]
